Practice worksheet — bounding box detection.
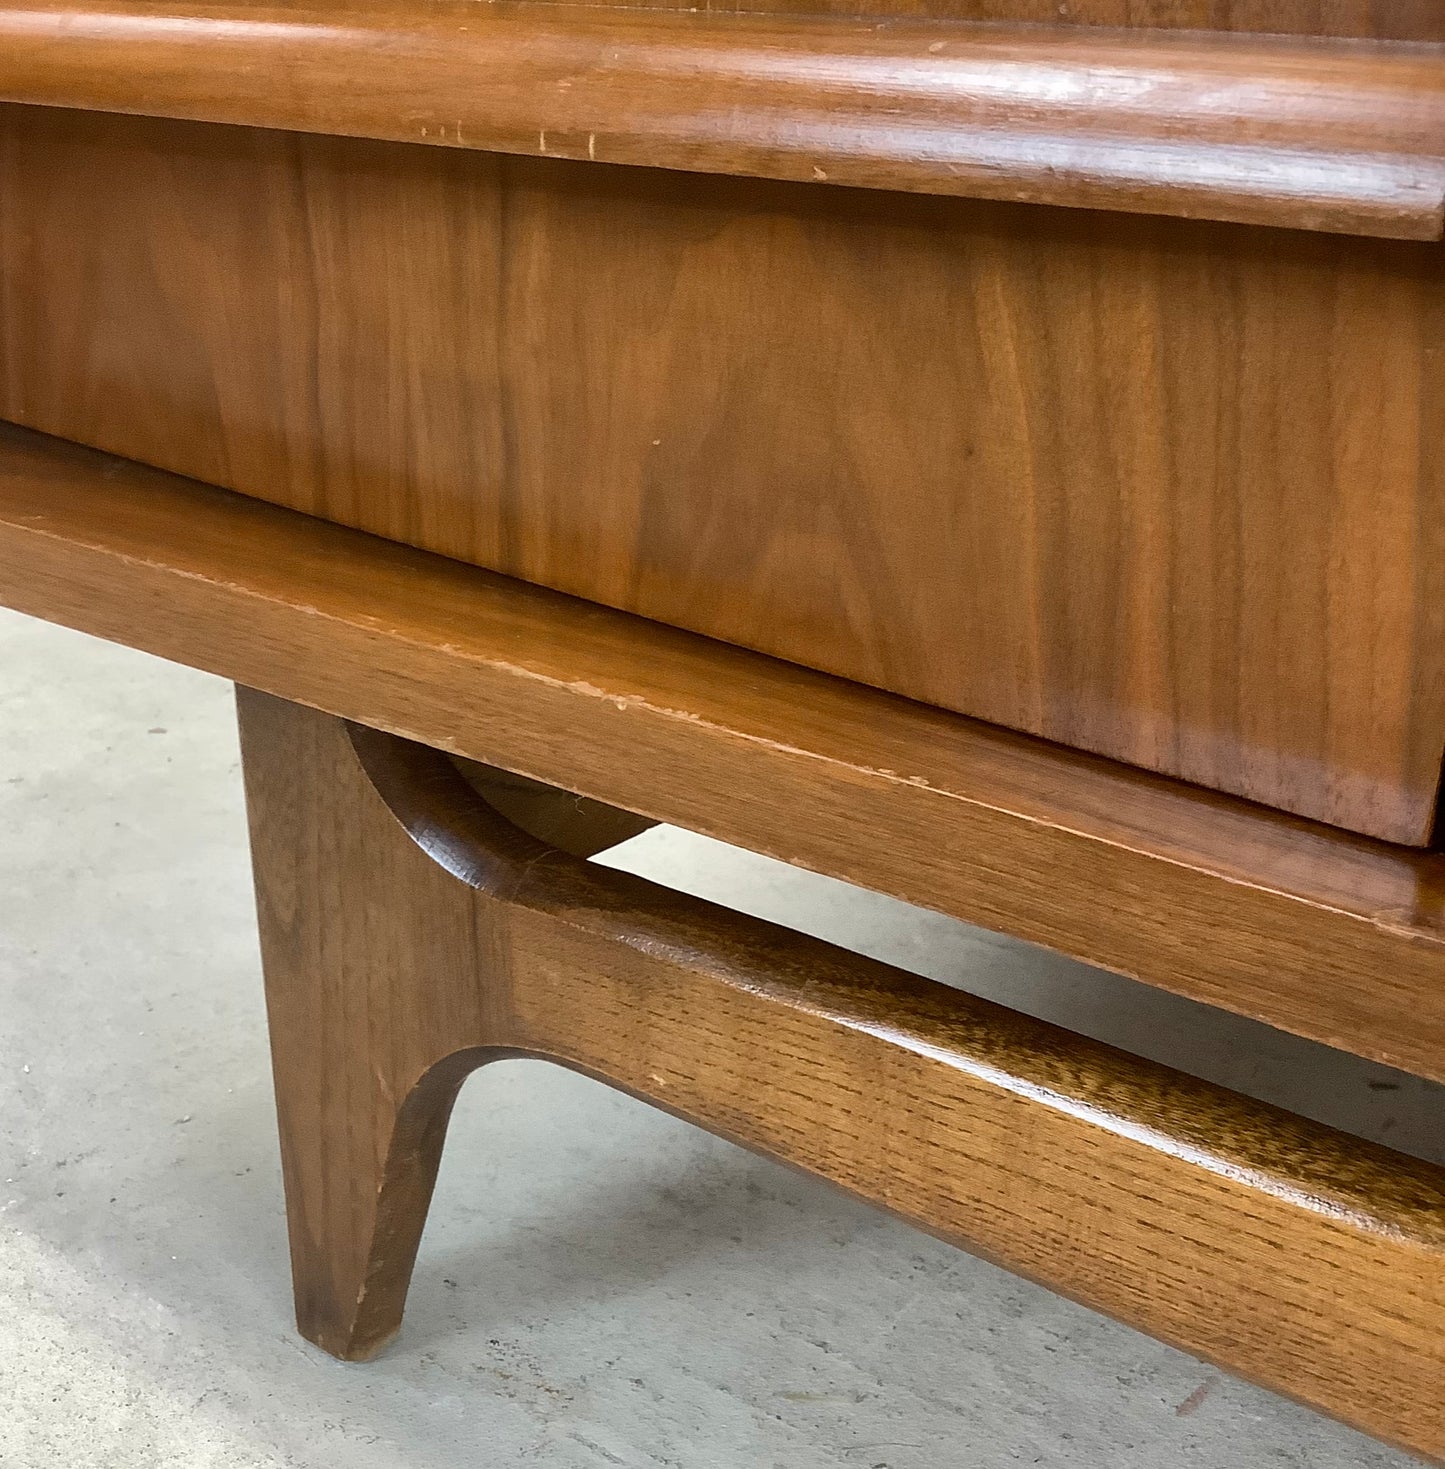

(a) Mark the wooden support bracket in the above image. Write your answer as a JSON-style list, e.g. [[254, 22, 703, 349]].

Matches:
[[237, 686, 1445, 1461]]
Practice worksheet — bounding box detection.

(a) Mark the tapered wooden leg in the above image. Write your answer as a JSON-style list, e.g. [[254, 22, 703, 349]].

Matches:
[[237, 687, 1445, 1459], [237, 686, 496, 1359]]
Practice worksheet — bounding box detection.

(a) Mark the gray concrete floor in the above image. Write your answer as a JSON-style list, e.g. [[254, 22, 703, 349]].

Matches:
[[0, 604, 1438, 1468]]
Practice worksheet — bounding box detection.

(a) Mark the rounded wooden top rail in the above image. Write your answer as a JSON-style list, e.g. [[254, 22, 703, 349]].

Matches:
[[0, 0, 1441, 238]]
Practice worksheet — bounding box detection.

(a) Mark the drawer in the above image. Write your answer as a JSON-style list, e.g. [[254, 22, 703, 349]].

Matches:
[[3, 102, 1443, 843]]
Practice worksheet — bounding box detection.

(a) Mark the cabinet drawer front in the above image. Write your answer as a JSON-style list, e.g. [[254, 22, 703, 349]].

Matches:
[[4, 104, 1443, 842]]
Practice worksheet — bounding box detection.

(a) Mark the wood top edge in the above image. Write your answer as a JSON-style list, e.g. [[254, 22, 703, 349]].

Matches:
[[0, 1, 1441, 238]]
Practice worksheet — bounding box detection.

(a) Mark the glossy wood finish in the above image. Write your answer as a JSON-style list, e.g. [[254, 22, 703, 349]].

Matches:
[[4, 422, 1445, 1081], [5, 112, 1445, 841], [3, 4, 1442, 236], [528, 0, 1445, 39], [238, 687, 1445, 1460]]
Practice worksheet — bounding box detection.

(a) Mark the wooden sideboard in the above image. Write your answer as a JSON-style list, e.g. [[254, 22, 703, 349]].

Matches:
[[1, 1, 1442, 1459]]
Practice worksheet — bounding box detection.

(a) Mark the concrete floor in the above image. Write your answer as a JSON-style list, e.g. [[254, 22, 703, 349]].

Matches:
[[0, 605, 1439, 1468]]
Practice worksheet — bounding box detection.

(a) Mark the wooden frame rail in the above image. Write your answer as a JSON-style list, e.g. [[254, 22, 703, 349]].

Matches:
[[0, 0, 1442, 237], [2, 422, 1444, 1081], [238, 688, 1445, 1461]]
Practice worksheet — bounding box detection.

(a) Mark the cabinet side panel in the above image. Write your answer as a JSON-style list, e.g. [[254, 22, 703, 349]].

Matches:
[[3, 105, 1442, 841]]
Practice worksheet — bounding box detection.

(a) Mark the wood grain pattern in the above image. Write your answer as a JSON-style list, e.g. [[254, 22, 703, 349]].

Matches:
[[1, 4, 1442, 237], [522, 0, 1445, 40], [5, 422, 1445, 1082], [238, 687, 1445, 1460], [5, 109, 1445, 841]]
